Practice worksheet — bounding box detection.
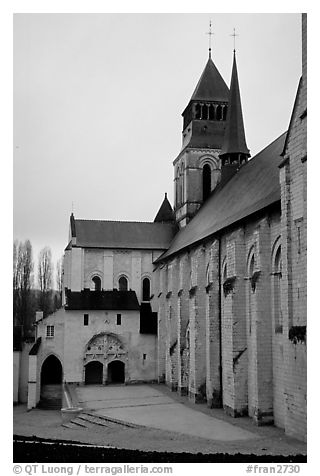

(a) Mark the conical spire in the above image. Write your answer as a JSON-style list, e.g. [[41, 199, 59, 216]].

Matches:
[[220, 52, 250, 159], [190, 57, 229, 103], [154, 193, 175, 223]]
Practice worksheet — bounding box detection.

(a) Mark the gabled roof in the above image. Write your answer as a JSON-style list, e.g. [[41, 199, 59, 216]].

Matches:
[[72, 218, 176, 250], [156, 132, 286, 262], [190, 57, 229, 103], [220, 52, 250, 157], [154, 193, 175, 223]]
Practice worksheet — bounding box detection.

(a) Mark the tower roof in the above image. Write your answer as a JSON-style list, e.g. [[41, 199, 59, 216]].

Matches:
[[154, 193, 175, 223], [190, 57, 229, 103], [220, 52, 250, 157]]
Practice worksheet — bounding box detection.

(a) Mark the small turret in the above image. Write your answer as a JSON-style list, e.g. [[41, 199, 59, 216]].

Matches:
[[154, 193, 175, 223]]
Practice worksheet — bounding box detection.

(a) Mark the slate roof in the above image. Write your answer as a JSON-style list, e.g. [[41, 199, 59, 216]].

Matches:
[[190, 57, 229, 103], [72, 219, 176, 250], [220, 52, 250, 157], [156, 132, 286, 262], [65, 290, 140, 311], [154, 194, 175, 223], [29, 337, 42, 355]]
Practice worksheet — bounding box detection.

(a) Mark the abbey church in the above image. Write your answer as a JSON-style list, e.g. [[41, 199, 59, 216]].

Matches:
[[13, 15, 307, 442]]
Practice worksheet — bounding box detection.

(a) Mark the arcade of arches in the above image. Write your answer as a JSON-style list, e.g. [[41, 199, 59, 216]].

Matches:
[[84, 333, 127, 385]]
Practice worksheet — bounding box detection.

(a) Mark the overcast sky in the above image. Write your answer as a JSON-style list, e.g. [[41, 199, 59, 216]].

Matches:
[[13, 13, 302, 278]]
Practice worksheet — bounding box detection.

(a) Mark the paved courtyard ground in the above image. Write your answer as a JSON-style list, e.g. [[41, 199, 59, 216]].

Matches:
[[13, 383, 306, 456]]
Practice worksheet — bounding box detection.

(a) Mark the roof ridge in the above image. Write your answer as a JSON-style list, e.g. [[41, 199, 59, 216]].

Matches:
[[247, 131, 287, 164], [75, 219, 173, 225]]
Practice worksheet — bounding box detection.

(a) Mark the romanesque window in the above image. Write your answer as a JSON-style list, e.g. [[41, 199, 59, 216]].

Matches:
[[84, 314, 89, 326], [208, 104, 215, 120], [195, 103, 201, 119], [202, 103, 208, 120], [248, 251, 255, 334], [180, 164, 185, 204], [119, 276, 128, 291], [176, 167, 180, 205], [92, 276, 101, 291], [216, 104, 222, 121], [273, 245, 283, 332], [117, 314, 122, 325], [142, 277, 151, 301], [223, 105, 228, 120], [206, 264, 211, 287], [203, 164, 211, 201]]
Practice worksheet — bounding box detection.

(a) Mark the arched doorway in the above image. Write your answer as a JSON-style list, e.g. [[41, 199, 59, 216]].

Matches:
[[41, 354, 62, 384], [107, 360, 125, 383], [39, 355, 62, 409], [85, 361, 103, 385]]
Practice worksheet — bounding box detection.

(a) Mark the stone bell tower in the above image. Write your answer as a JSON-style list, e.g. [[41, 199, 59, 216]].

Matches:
[[174, 49, 229, 228]]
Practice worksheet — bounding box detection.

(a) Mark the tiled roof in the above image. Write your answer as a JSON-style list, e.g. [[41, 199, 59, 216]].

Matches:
[[190, 57, 229, 102], [65, 290, 140, 311], [72, 219, 176, 250], [156, 132, 286, 262]]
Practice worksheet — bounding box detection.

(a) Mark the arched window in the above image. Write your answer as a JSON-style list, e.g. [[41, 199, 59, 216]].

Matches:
[[208, 104, 215, 120], [203, 164, 211, 201], [273, 245, 282, 332], [206, 264, 211, 287], [119, 276, 128, 292], [142, 277, 151, 301], [223, 105, 228, 120], [92, 276, 101, 291], [176, 167, 180, 205], [216, 104, 222, 121], [202, 104, 208, 120], [248, 251, 255, 334], [195, 103, 201, 119], [248, 253, 255, 282], [180, 164, 184, 204]]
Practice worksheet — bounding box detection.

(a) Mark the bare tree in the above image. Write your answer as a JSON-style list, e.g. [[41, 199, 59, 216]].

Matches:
[[55, 256, 63, 310], [13, 240, 34, 341], [56, 257, 63, 295], [38, 246, 53, 317]]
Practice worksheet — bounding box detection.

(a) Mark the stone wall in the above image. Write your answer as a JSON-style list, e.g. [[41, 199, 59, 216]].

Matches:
[[156, 209, 287, 428], [64, 247, 156, 305], [35, 308, 157, 385], [279, 13, 307, 442]]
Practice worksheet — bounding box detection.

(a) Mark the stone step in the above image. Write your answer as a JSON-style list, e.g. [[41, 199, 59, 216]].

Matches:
[[62, 421, 88, 429], [61, 410, 140, 430], [82, 411, 140, 428], [41, 384, 62, 400], [38, 396, 62, 410], [77, 414, 113, 428]]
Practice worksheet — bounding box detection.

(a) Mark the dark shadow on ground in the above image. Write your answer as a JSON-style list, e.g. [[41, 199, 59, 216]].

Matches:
[[14, 435, 307, 463]]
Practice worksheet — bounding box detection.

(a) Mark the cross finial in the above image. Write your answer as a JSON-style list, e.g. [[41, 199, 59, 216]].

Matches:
[[206, 20, 213, 59], [230, 27, 239, 53]]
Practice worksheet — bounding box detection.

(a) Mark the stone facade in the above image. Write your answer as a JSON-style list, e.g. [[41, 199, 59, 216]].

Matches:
[[154, 211, 288, 423], [278, 13, 307, 442], [27, 243, 159, 409]]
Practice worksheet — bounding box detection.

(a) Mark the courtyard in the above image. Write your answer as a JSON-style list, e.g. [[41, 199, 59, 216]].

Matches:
[[13, 384, 306, 457]]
